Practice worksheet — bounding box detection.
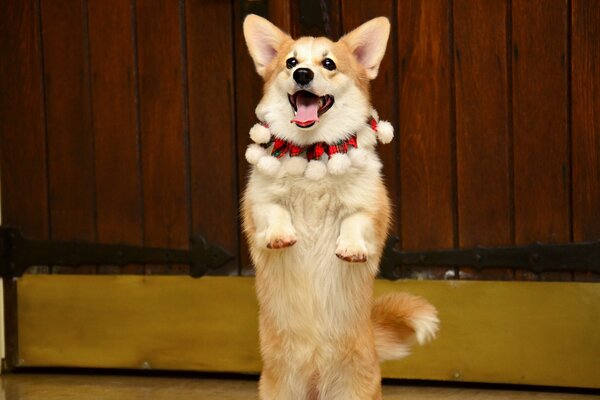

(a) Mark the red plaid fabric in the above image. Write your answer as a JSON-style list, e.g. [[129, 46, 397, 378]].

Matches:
[[304, 136, 357, 160], [306, 143, 325, 160], [326, 136, 358, 156], [271, 138, 304, 158], [271, 136, 358, 160], [369, 117, 378, 132], [259, 121, 360, 161]]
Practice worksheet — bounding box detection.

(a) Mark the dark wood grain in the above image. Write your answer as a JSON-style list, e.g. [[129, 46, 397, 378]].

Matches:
[[292, 0, 342, 39], [88, 0, 144, 274], [396, 0, 455, 279], [136, 0, 189, 274], [0, 0, 47, 367], [0, 0, 49, 241], [572, 0, 600, 282], [3, 0, 599, 282], [40, 0, 97, 274], [454, 0, 513, 280], [341, 0, 400, 239], [186, 0, 238, 275], [269, 0, 292, 34], [512, 0, 571, 281], [234, 1, 270, 275]]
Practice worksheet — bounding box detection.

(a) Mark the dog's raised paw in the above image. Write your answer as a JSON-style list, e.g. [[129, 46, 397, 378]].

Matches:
[[265, 226, 297, 250], [336, 252, 367, 263], [267, 237, 297, 249], [335, 239, 368, 263]]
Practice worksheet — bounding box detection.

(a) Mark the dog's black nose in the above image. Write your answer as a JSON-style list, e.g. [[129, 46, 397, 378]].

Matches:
[[293, 68, 314, 86]]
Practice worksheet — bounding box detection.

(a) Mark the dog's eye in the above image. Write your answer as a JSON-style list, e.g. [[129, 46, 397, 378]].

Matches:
[[322, 58, 336, 71], [286, 57, 298, 69]]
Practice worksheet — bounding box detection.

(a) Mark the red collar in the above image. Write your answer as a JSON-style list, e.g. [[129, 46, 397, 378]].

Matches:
[[260, 118, 376, 161], [267, 136, 357, 161]]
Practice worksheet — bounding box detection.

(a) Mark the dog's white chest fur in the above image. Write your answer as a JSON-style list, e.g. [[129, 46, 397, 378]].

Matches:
[[247, 153, 384, 342]]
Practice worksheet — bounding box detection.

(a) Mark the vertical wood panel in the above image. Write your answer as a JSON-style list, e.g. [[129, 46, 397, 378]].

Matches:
[[397, 0, 455, 279], [512, 0, 571, 281], [88, 0, 144, 274], [454, 0, 513, 280], [186, 0, 238, 275], [0, 0, 49, 240], [292, 0, 342, 39], [136, 0, 189, 274], [0, 0, 48, 366], [234, 1, 269, 275], [269, 0, 292, 33], [3, 1, 598, 281], [572, 0, 600, 281], [341, 0, 400, 238], [40, 0, 97, 274]]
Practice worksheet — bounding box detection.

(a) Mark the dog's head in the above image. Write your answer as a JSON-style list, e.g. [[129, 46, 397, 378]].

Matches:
[[243, 15, 390, 146]]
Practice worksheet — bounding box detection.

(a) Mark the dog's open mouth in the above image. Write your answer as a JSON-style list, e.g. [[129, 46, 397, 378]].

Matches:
[[288, 90, 334, 128]]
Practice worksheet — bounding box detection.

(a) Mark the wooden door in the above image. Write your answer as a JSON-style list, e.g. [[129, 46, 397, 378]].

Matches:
[[1, 0, 599, 388], [1, 0, 598, 281]]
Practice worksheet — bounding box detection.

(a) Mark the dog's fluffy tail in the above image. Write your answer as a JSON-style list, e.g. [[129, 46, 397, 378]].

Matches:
[[372, 293, 439, 361]]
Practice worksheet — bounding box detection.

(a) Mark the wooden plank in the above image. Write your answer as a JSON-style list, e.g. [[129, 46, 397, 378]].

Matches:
[[136, 1, 189, 274], [233, 1, 269, 275], [40, 0, 97, 274], [291, 0, 342, 39], [269, 0, 292, 33], [572, 0, 600, 282], [17, 275, 600, 388], [453, 0, 513, 280], [0, 0, 48, 370], [341, 0, 400, 239], [0, 0, 49, 241], [185, 0, 238, 275], [512, 0, 571, 282], [88, 0, 144, 275], [396, 0, 455, 279]]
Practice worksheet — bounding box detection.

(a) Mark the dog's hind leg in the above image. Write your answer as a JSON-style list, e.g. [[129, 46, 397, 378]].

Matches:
[[316, 335, 382, 400], [259, 362, 315, 400]]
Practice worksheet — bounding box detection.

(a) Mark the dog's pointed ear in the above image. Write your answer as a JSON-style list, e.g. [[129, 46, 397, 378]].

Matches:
[[243, 14, 291, 78], [340, 17, 390, 80]]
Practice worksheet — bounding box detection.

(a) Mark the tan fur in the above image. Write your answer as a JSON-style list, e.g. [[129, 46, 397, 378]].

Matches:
[[242, 15, 439, 399]]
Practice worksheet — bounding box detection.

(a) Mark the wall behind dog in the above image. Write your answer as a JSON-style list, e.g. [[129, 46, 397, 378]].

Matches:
[[0, 0, 598, 282]]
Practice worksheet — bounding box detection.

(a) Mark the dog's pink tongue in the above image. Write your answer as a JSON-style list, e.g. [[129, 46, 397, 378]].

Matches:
[[291, 93, 319, 126]]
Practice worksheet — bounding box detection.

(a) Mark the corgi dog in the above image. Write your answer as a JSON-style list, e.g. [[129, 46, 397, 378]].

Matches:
[[242, 15, 439, 400]]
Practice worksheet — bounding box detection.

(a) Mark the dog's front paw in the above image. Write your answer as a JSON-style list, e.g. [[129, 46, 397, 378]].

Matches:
[[265, 226, 297, 250], [267, 236, 297, 249], [335, 238, 368, 263]]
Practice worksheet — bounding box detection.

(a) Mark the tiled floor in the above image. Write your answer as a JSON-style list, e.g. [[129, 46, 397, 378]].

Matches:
[[0, 374, 597, 399]]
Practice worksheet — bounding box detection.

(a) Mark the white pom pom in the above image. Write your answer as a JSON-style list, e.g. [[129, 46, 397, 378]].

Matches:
[[305, 160, 327, 180], [327, 153, 352, 175], [376, 120, 394, 144], [348, 148, 368, 168], [245, 143, 267, 165], [283, 156, 307, 176], [249, 123, 271, 144], [257, 156, 281, 176]]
